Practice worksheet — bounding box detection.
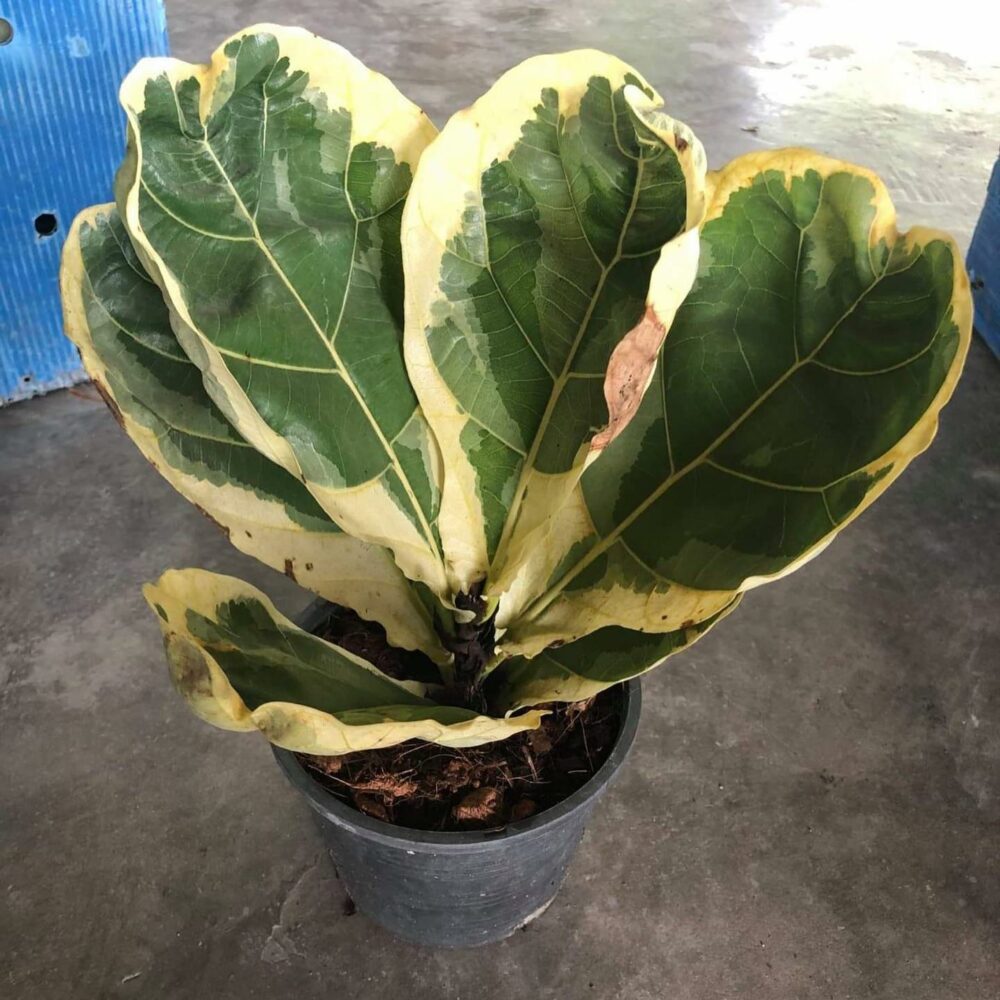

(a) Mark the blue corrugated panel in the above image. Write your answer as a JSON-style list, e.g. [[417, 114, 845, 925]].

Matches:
[[967, 157, 1000, 361], [0, 0, 168, 404]]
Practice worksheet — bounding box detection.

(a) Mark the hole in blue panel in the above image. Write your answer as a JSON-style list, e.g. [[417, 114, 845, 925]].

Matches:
[[0, 18, 12, 45], [35, 213, 58, 237]]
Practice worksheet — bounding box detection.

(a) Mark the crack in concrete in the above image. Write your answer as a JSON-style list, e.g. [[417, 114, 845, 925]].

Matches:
[[259, 858, 322, 964]]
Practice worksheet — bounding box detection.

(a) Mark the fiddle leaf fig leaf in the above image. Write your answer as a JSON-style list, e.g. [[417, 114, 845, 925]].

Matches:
[[501, 150, 971, 655], [403, 54, 706, 594], [61, 204, 446, 661], [146, 569, 545, 755], [116, 25, 449, 596], [490, 597, 740, 711]]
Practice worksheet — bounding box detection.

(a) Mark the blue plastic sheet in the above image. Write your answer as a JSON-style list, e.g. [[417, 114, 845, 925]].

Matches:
[[968, 157, 1000, 361], [0, 0, 169, 403]]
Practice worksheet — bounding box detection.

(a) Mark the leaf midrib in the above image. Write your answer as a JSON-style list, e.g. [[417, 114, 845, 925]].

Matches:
[[487, 113, 658, 575]]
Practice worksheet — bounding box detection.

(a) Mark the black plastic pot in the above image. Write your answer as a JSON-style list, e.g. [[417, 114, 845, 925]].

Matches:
[[272, 603, 642, 948]]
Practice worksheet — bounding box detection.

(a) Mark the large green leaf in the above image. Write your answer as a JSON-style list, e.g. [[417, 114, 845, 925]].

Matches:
[[501, 150, 972, 656], [147, 569, 545, 754], [403, 58, 706, 595], [61, 204, 445, 660], [116, 25, 448, 596]]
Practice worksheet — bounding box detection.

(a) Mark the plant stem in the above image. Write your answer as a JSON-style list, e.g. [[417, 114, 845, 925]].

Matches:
[[440, 582, 496, 712]]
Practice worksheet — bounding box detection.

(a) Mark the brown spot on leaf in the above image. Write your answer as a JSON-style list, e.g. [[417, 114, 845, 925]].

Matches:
[[305, 562, 313, 571], [283, 558, 296, 581], [166, 637, 213, 700], [591, 306, 667, 453], [675, 135, 689, 152], [256, 707, 294, 742]]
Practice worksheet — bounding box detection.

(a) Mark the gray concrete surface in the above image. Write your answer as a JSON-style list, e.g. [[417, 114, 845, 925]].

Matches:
[[3, 1, 1000, 997]]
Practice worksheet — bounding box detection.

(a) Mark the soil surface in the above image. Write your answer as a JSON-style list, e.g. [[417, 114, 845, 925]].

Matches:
[[302, 602, 621, 832], [300, 689, 620, 831], [315, 604, 442, 685]]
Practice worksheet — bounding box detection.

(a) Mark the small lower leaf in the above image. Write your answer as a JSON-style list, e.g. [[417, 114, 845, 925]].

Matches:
[[491, 598, 739, 711], [147, 569, 545, 754]]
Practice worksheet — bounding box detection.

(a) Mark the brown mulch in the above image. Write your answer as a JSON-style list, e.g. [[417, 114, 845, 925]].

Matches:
[[315, 604, 442, 685], [298, 688, 620, 832]]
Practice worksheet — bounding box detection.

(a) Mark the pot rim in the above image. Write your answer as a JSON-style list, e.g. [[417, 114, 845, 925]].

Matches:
[[272, 675, 641, 852]]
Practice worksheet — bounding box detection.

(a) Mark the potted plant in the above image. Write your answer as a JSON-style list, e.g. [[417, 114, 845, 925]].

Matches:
[[60, 24, 971, 948]]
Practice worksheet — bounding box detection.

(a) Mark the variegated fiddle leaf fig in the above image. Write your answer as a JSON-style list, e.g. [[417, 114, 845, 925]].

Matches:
[[62, 28, 971, 755]]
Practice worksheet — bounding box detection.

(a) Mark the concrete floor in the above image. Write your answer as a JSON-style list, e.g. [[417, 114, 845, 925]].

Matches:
[[3, 1, 1000, 997]]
